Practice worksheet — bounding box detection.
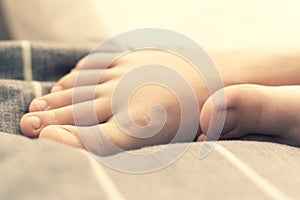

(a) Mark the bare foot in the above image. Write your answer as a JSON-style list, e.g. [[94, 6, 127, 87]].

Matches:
[[20, 50, 208, 155], [20, 48, 300, 154], [200, 84, 300, 146]]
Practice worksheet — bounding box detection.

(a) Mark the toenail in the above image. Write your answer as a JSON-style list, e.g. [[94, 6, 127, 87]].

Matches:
[[27, 116, 41, 130], [52, 85, 63, 92], [34, 99, 48, 111]]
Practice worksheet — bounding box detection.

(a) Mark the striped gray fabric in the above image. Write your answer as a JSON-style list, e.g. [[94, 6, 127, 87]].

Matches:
[[0, 41, 92, 81], [0, 41, 299, 200], [0, 41, 92, 134]]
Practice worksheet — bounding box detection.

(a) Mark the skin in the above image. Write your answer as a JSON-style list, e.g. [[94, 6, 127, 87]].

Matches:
[[20, 48, 300, 155], [200, 84, 300, 146]]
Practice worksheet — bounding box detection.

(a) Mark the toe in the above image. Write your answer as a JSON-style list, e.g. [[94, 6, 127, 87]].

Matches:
[[51, 69, 109, 93], [30, 85, 100, 112], [38, 122, 128, 156], [85, 117, 174, 155], [21, 98, 112, 137], [75, 53, 118, 70]]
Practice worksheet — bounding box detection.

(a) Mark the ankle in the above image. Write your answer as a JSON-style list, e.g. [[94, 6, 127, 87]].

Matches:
[[209, 48, 300, 87]]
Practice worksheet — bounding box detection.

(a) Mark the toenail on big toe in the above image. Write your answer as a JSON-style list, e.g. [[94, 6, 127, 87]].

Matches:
[[27, 116, 41, 130]]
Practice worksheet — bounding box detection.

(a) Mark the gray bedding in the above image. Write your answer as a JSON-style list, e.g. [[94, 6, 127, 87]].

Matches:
[[0, 41, 299, 200]]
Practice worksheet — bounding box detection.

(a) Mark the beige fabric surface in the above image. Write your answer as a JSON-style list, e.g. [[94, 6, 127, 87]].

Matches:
[[1, 132, 299, 200], [104, 141, 299, 200]]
